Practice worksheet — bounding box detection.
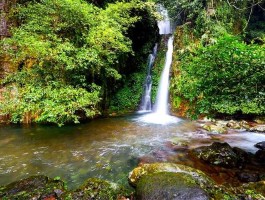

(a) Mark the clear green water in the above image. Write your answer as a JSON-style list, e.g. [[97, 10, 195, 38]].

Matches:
[[0, 114, 264, 189]]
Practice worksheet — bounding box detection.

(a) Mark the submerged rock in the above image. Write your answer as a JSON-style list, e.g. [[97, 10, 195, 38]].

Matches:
[[63, 178, 131, 200], [0, 175, 65, 199], [190, 142, 248, 168]]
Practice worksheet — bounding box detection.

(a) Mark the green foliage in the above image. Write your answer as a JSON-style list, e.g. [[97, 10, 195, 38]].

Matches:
[[0, 83, 101, 126], [109, 41, 165, 113], [0, 0, 151, 125], [110, 71, 146, 112], [156, 0, 204, 22], [172, 35, 265, 118]]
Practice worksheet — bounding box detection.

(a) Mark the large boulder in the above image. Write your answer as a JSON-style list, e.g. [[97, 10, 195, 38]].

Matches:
[[128, 163, 229, 200], [0, 175, 65, 199], [128, 163, 213, 187], [135, 172, 209, 200], [190, 142, 248, 168]]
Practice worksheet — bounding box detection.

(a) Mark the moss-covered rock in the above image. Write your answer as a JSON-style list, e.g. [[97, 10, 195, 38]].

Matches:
[[0, 175, 65, 199], [190, 142, 248, 168], [136, 172, 209, 200], [63, 178, 132, 200], [128, 163, 214, 187], [128, 163, 235, 199]]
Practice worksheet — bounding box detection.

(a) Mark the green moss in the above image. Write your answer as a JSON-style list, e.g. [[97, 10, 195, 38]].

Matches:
[[136, 172, 207, 199], [0, 175, 65, 199], [63, 178, 132, 200], [140, 172, 197, 187]]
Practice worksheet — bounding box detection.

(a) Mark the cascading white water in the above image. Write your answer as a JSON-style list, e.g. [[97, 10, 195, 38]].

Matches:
[[154, 37, 173, 115], [157, 6, 172, 35], [137, 5, 180, 124], [139, 44, 158, 112]]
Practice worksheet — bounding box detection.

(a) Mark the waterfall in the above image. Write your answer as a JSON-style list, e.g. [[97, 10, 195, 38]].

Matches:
[[139, 44, 158, 112], [137, 5, 180, 124], [157, 5, 172, 35], [154, 37, 173, 115]]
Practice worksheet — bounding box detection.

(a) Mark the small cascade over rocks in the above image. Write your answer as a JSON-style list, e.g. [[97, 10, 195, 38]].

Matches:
[[157, 5, 172, 35], [137, 5, 180, 125], [139, 44, 158, 112]]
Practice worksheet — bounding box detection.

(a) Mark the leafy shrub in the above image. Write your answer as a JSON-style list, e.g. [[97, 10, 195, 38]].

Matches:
[[0, 83, 101, 126], [172, 35, 265, 118]]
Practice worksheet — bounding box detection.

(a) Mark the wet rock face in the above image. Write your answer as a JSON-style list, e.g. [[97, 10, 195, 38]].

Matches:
[[255, 150, 265, 164], [136, 172, 209, 200], [191, 142, 248, 168], [254, 141, 265, 150], [0, 175, 65, 199]]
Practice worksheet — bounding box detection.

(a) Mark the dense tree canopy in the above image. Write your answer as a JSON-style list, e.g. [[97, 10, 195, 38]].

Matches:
[[0, 0, 157, 125], [0, 0, 264, 124]]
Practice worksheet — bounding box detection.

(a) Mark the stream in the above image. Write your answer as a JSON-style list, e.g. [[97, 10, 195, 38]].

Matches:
[[0, 114, 265, 189]]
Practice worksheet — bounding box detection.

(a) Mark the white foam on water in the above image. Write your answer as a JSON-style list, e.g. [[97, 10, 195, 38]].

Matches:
[[137, 113, 181, 125]]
